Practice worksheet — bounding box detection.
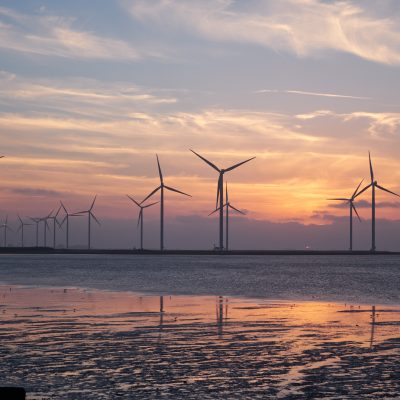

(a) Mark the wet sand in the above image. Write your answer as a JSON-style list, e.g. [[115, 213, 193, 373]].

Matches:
[[0, 285, 399, 399]]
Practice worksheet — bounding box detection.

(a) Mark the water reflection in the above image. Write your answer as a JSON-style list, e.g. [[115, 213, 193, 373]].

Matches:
[[0, 286, 399, 399]]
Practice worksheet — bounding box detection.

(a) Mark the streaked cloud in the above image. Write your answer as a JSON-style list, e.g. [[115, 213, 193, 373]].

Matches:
[[126, 0, 400, 65], [256, 89, 370, 100], [0, 6, 140, 60]]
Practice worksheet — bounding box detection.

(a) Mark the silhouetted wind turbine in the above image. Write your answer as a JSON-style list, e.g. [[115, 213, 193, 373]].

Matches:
[[328, 179, 363, 251], [190, 150, 255, 250], [74, 196, 100, 249], [40, 212, 52, 247], [29, 217, 40, 247], [142, 155, 191, 251], [209, 183, 245, 251], [127, 195, 158, 250], [1, 215, 12, 247], [355, 152, 400, 251], [60, 202, 74, 249], [47, 206, 62, 248], [17, 215, 32, 247]]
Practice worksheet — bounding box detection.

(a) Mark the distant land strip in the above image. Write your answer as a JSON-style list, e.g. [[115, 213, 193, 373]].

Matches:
[[0, 248, 400, 256]]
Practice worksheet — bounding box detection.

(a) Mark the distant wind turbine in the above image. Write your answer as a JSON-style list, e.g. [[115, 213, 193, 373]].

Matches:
[[328, 179, 363, 251], [209, 183, 245, 251], [40, 212, 52, 247], [74, 196, 100, 249], [127, 195, 158, 250], [356, 151, 400, 251], [17, 215, 32, 247], [29, 217, 40, 247], [190, 149, 255, 250], [142, 155, 191, 251], [60, 201, 82, 249], [1, 215, 12, 247], [47, 206, 62, 248]]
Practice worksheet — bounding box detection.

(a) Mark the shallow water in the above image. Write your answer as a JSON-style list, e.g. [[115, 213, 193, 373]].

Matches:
[[0, 286, 399, 399], [0, 254, 399, 304]]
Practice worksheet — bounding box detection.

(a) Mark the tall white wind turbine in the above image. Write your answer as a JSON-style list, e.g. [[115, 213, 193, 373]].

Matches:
[[127, 195, 158, 250], [328, 179, 363, 251], [142, 155, 191, 251], [190, 150, 254, 250], [356, 152, 400, 251]]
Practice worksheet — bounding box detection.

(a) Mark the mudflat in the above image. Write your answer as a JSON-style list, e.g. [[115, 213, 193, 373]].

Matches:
[[1, 285, 399, 399]]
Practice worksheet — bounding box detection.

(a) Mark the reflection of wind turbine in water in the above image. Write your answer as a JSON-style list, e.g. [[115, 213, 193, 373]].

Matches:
[[328, 179, 363, 251], [1, 215, 12, 247], [216, 296, 228, 337], [209, 183, 245, 251], [369, 305, 376, 350], [127, 195, 158, 250], [17, 215, 32, 247], [190, 150, 255, 251], [356, 152, 400, 251], [142, 155, 191, 251]]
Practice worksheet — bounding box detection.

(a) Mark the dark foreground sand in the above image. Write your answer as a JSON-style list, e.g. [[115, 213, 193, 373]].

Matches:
[[0, 285, 399, 399]]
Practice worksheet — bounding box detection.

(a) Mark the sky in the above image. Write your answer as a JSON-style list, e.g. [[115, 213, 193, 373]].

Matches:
[[1, 0, 400, 249]]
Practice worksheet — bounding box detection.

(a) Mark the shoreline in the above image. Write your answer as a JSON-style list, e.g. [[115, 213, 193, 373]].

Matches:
[[1, 247, 400, 255]]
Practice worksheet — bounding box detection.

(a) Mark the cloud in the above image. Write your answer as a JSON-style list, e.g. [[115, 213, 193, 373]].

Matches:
[[126, 0, 400, 65], [0, 6, 140, 60], [256, 89, 370, 100], [7, 187, 65, 197], [329, 199, 400, 209]]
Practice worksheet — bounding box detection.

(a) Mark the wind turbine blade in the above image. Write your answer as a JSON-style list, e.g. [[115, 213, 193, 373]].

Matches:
[[225, 182, 229, 203], [190, 149, 220, 172], [127, 195, 140, 207], [60, 201, 68, 214], [368, 151, 374, 182], [90, 195, 97, 211], [55, 205, 62, 218], [229, 204, 246, 215], [354, 183, 372, 198], [91, 212, 101, 225], [17, 225, 22, 233], [224, 156, 256, 172], [143, 201, 159, 208], [60, 216, 67, 227], [216, 174, 222, 208], [352, 178, 364, 199], [137, 209, 142, 228], [208, 207, 220, 216], [47, 209, 54, 218], [5, 215, 8, 224], [164, 185, 191, 197], [376, 184, 400, 198], [156, 154, 163, 183], [142, 186, 161, 203], [352, 202, 361, 222], [18, 214, 23, 224], [327, 198, 349, 201]]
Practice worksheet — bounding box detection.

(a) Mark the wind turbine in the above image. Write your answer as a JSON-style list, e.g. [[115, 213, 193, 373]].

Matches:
[[74, 196, 100, 249], [209, 183, 245, 251], [60, 201, 83, 249], [142, 155, 191, 251], [29, 217, 40, 247], [328, 179, 363, 251], [355, 152, 400, 251], [190, 150, 255, 250], [1, 215, 13, 247], [127, 195, 158, 250], [47, 206, 62, 248], [17, 215, 32, 247], [40, 212, 52, 247]]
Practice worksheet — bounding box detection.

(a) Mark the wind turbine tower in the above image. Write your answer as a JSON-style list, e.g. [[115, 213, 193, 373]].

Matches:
[[142, 155, 191, 251], [190, 150, 255, 250]]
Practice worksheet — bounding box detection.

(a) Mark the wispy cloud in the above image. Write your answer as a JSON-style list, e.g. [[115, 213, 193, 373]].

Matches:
[[256, 89, 370, 100], [0, 6, 140, 60], [126, 0, 400, 65]]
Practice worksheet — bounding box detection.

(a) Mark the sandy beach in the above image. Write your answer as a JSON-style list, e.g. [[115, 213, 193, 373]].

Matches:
[[1, 283, 399, 399]]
